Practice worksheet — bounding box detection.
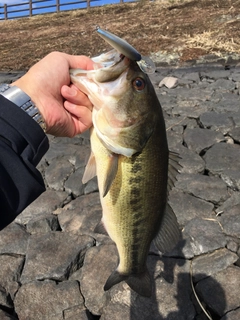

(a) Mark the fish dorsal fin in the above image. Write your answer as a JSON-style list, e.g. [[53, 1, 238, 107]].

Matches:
[[102, 153, 119, 197], [153, 204, 180, 253], [82, 152, 96, 184], [168, 151, 182, 194]]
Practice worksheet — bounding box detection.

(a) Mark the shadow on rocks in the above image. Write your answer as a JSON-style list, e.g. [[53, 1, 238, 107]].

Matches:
[[128, 241, 226, 320]]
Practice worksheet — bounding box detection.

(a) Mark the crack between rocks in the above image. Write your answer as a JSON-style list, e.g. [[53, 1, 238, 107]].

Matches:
[[222, 306, 240, 318]]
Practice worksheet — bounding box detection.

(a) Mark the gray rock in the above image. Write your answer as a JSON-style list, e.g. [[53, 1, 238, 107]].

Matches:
[[181, 117, 199, 129], [216, 191, 240, 214], [199, 112, 234, 134], [84, 176, 99, 194], [44, 141, 83, 165], [229, 127, 240, 143], [220, 170, 240, 190], [183, 218, 227, 256], [218, 204, 240, 238], [208, 78, 236, 91], [192, 248, 238, 281], [218, 99, 240, 113], [231, 72, 240, 82], [173, 87, 212, 101], [204, 143, 240, 179], [201, 70, 231, 80], [183, 128, 224, 154], [14, 280, 84, 320], [101, 303, 131, 319], [62, 191, 100, 211], [177, 146, 205, 174], [26, 213, 60, 234], [45, 158, 74, 191], [20, 232, 95, 283], [64, 167, 85, 197], [0, 255, 24, 299], [15, 189, 68, 225], [58, 205, 101, 234], [63, 306, 90, 319], [0, 309, 17, 319], [79, 244, 118, 315], [226, 240, 238, 253], [167, 129, 183, 150], [175, 173, 229, 204], [0, 284, 13, 310], [0, 72, 25, 84], [57, 193, 101, 233], [172, 100, 209, 118], [221, 308, 240, 320], [182, 71, 200, 82], [196, 266, 240, 317], [169, 189, 214, 227], [0, 223, 29, 255]]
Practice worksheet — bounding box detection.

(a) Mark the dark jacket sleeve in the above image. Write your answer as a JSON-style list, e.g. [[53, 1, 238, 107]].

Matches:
[[0, 95, 49, 230]]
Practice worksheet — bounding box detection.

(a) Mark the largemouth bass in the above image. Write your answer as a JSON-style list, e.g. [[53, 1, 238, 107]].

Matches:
[[70, 32, 180, 297]]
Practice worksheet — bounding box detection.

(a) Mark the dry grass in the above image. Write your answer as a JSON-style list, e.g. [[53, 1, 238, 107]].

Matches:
[[1, 0, 240, 70]]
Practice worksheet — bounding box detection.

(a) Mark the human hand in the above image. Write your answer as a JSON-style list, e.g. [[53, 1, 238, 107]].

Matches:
[[12, 51, 94, 137]]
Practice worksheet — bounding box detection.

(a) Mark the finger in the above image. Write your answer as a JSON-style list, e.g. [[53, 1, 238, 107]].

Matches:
[[64, 100, 93, 129], [65, 54, 94, 70], [61, 85, 93, 110]]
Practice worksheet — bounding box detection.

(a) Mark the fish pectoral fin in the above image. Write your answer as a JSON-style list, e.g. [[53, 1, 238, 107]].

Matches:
[[153, 204, 180, 253], [94, 220, 109, 236], [104, 268, 152, 297], [168, 151, 182, 194], [102, 153, 119, 197], [82, 152, 96, 184]]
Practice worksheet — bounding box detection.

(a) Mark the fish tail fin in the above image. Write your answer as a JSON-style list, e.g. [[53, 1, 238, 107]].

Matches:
[[126, 269, 152, 297], [104, 268, 152, 297]]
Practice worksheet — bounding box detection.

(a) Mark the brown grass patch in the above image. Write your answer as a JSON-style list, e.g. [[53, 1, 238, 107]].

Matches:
[[1, 0, 240, 70]]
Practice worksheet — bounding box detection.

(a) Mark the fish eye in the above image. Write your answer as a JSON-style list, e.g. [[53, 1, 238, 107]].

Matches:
[[132, 77, 145, 91]]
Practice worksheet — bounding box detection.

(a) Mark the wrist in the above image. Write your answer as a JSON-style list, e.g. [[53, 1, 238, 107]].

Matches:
[[0, 83, 46, 133]]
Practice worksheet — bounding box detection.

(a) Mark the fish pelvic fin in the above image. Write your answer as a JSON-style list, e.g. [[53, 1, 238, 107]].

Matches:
[[168, 151, 182, 194], [82, 152, 96, 184], [154, 203, 180, 253], [102, 153, 118, 197], [104, 268, 152, 297]]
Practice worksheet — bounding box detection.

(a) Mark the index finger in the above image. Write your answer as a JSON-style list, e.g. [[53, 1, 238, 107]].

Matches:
[[65, 54, 94, 71]]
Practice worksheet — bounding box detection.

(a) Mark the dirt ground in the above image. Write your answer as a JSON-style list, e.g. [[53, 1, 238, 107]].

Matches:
[[1, 0, 240, 70]]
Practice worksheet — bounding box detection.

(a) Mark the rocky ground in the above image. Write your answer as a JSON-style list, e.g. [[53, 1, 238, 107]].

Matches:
[[0, 56, 240, 319]]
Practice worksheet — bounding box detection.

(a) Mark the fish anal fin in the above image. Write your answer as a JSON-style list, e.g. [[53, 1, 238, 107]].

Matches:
[[102, 153, 119, 197], [168, 151, 182, 193], [82, 152, 96, 184], [94, 220, 109, 236], [104, 268, 152, 298], [154, 204, 180, 253]]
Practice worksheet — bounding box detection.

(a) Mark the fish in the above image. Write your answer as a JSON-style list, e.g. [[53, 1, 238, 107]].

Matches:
[[70, 29, 181, 297]]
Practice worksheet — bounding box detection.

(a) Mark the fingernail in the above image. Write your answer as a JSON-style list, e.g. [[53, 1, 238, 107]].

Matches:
[[67, 86, 77, 96]]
